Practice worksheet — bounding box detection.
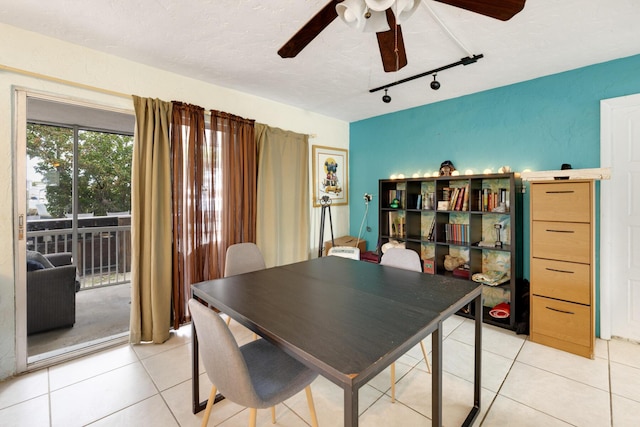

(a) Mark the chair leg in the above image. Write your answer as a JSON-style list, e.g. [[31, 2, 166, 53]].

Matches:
[[201, 385, 217, 427], [390, 362, 396, 403], [305, 385, 319, 427], [420, 340, 432, 373], [249, 408, 257, 427], [271, 406, 276, 424]]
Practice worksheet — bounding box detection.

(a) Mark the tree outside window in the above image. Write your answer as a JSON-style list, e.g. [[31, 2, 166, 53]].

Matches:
[[27, 124, 133, 218]]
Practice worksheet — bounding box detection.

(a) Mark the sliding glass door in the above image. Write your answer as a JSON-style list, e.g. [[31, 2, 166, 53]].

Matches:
[[21, 94, 135, 365]]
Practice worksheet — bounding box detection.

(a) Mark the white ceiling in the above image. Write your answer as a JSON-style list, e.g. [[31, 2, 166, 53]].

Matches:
[[2, 0, 639, 122]]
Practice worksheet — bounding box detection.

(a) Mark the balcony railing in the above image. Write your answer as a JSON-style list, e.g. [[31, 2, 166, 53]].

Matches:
[[27, 216, 131, 290]]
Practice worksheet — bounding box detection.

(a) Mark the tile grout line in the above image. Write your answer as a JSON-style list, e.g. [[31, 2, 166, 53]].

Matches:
[[513, 341, 612, 394], [478, 337, 570, 426], [71, 345, 171, 426], [135, 342, 185, 427], [475, 334, 528, 426], [607, 340, 613, 427], [47, 366, 53, 427]]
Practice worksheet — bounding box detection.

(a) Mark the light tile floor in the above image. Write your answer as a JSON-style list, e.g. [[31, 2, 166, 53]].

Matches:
[[2, 316, 640, 426]]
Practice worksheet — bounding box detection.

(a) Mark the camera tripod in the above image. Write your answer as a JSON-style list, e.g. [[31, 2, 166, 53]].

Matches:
[[318, 195, 335, 257]]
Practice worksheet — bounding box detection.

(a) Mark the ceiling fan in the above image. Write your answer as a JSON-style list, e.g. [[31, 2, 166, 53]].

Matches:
[[278, 0, 526, 73]]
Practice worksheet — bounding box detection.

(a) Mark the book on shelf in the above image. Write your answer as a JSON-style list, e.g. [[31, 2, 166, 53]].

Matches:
[[461, 184, 470, 211], [426, 216, 436, 241], [445, 223, 469, 243], [455, 185, 467, 211], [444, 184, 469, 211], [448, 187, 458, 210], [478, 187, 509, 212], [442, 187, 450, 203]]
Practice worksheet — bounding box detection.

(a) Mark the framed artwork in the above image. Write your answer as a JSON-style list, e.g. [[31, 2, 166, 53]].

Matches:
[[312, 145, 348, 207]]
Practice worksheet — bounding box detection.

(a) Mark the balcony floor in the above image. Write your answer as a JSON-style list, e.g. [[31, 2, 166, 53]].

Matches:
[[28, 282, 131, 357]]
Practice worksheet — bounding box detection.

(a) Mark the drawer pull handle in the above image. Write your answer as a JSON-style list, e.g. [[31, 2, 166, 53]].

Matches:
[[546, 306, 575, 315], [545, 191, 575, 194], [546, 268, 574, 274], [546, 229, 574, 233]]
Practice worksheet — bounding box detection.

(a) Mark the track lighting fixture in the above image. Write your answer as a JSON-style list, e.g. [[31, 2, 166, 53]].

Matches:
[[369, 54, 483, 95], [430, 74, 440, 90], [382, 88, 391, 103]]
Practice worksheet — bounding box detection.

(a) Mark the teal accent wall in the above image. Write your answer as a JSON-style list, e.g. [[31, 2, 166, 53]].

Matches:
[[349, 53, 640, 335]]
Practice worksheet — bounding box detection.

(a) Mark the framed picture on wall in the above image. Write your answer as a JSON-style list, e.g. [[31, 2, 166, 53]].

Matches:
[[312, 145, 348, 207]]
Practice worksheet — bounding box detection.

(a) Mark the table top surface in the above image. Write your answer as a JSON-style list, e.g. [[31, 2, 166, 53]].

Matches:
[[192, 256, 482, 389]]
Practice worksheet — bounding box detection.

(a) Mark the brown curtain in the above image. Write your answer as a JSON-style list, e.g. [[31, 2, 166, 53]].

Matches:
[[170, 102, 209, 329], [130, 96, 173, 344], [255, 124, 310, 267], [211, 110, 257, 262], [169, 107, 256, 328]]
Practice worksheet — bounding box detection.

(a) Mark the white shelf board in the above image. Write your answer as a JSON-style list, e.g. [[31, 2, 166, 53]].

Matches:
[[520, 167, 611, 181]]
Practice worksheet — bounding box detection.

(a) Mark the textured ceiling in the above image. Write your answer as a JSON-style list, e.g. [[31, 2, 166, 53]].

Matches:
[[1, 0, 639, 122]]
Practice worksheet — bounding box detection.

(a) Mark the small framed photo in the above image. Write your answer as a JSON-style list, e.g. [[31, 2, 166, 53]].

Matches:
[[312, 145, 348, 207]]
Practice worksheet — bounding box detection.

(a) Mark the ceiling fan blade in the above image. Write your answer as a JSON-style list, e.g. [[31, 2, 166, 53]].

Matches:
[[434, 0, 526, 21], [278, 0, 343, 58], [376, 9, 408, 73]]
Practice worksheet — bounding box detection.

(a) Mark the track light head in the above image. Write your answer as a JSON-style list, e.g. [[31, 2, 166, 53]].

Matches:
[[430, 74, 440, 90], [382, 88, 391, 103]]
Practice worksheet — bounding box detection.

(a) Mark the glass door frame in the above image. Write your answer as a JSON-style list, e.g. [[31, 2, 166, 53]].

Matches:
[[14, 88, 135, 373]]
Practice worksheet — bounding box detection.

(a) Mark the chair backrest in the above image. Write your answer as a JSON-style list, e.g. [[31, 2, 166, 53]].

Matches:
[[224, 243, 266, 277], [327, 246, 361, 260], [380, 247, 422, 272], [188, 299, 260, 407]]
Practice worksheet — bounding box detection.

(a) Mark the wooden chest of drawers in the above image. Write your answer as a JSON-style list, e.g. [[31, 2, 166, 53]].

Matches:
[[529, 180, 595, 358]]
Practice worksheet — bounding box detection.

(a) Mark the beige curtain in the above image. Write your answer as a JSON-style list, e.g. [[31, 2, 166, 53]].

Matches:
[[255, 124, 310, 267], [130, 96, 173, 344]]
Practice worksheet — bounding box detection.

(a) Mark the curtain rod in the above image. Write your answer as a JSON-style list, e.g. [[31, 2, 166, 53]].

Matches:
[[0, 63, 132, 99], [2, 63, 321, 138]]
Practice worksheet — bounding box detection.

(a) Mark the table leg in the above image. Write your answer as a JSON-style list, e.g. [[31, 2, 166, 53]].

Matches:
[[432, 321, 443, 427], [462, 294, 483, 426], [192, 321, 205, 413], [344, 386, 358, 427], [474, 294, 482, 407]]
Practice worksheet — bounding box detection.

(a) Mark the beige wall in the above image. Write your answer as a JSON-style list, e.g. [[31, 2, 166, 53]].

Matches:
[[0, 23, 349, 380]]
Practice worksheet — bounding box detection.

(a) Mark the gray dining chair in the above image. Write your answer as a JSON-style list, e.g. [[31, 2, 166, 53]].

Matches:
[[380, 247, 422, 272], [189, 299, 319, 427], [224, 243, 266, 335], [380, 247, 432, 402], [224, 243, 266, 277]]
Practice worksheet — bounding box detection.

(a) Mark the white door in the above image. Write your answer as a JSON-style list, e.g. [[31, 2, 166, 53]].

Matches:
[[601, 94, 640, 341]]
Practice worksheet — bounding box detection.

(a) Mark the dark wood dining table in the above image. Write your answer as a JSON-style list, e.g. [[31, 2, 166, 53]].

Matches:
[[191, 256, 483, 427]]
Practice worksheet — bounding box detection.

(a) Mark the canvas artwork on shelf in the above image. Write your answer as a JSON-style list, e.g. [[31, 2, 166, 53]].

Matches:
[[388, 211, 406, 238]]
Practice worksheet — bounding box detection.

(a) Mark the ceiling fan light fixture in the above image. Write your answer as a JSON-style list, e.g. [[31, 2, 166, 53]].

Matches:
[[394, 0, 420, 23], [365, 0, 396, 12], [337, 1, 390, 32], [363, 9, 390, 32], [336, 0, 366, 30]]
